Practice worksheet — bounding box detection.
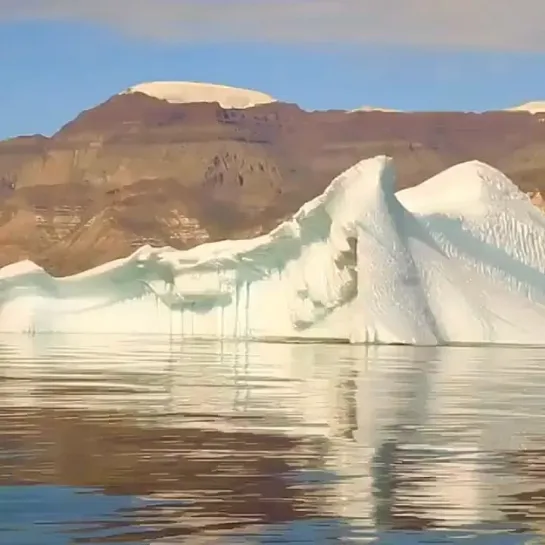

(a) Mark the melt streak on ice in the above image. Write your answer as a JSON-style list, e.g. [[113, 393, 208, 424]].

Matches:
[[2, 156, 545, 345]]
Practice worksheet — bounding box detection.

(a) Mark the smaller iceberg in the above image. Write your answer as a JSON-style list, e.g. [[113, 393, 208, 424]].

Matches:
[[2, 155, 545, 345]]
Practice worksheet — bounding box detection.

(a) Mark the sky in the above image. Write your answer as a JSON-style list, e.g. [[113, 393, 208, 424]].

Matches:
[[1, 0, 545, 140]]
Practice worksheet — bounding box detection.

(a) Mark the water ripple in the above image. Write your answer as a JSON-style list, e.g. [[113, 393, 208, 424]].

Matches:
[[0, 336, 544, 543]]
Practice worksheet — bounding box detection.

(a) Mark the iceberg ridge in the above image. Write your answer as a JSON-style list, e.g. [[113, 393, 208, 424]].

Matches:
[[2, 155, 545, 345]]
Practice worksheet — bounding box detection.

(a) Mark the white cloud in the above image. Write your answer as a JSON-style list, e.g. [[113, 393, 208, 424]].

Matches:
[[2, 0, 545, 51]]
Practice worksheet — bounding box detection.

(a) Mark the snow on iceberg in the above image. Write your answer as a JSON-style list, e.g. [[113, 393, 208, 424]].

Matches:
[[3, 155, 545, 345]]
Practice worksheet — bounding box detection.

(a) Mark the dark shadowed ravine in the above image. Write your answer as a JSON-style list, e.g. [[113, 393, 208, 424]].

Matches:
[[0, 335, 544, 544]]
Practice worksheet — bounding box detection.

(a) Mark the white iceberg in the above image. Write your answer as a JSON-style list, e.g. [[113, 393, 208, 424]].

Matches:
[[2, 155, 545, 345]]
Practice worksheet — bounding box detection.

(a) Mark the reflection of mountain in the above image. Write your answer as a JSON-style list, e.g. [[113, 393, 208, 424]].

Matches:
[[0, 408, 331, 541], [501, 449, 545, 534], [0, 336, 544, 540]]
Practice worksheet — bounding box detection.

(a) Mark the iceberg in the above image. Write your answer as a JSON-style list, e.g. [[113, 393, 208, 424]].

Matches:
[[3, 155, 545, 345]]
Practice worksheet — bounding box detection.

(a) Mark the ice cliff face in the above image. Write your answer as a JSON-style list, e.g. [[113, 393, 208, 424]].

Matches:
[[2, 155, 545, 345]]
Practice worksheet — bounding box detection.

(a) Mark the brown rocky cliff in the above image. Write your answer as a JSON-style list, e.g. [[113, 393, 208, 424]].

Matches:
[[2, 94, 545, 275]]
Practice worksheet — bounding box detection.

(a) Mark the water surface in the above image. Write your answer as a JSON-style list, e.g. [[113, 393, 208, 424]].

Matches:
[[0, 335, 544, 543]]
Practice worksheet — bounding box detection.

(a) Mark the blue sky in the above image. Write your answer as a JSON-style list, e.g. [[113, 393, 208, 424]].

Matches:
[[1, 1, 545, 140]]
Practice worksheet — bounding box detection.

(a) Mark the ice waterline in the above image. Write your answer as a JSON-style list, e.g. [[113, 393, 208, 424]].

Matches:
[[2, 155, 545, 345]]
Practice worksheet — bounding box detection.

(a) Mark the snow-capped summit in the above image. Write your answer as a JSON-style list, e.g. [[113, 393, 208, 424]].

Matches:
[[120, 81, 277, 109], [349, 105, 402, 113], [504, 101, 545, 114]]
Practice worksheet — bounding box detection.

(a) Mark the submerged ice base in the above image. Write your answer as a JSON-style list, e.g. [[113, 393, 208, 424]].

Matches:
[[3, 155, 545, 345]]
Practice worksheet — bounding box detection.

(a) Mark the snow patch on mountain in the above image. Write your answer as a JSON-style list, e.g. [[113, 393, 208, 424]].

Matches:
[[349, 105, 403, 113], [120, 81, 277, 109], [504, 101, 545, 114]]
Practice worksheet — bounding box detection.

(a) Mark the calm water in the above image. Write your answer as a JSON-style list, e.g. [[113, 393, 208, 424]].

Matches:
[[0, 336, 545, 544]]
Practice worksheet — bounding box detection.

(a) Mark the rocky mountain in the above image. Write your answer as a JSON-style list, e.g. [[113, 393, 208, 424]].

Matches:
[[2, 82, 545, 275]]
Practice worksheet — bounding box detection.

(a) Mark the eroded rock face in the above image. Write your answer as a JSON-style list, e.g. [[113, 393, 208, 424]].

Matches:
[[2, 93, 545, 275]]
